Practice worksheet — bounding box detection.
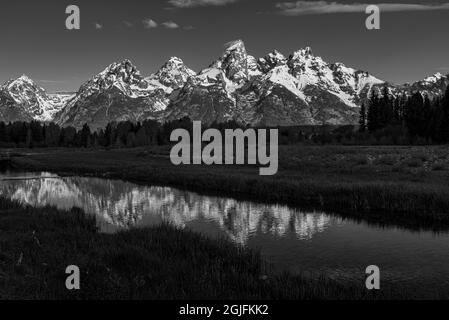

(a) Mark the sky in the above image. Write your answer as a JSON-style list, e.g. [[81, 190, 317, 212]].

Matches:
[[0, 0, 449, 92]]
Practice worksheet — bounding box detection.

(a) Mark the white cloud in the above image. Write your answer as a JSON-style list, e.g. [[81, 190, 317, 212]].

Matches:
[[162, 21, 180, 29], [168, 0, 239, 8], [143, 18, 158, 28], [142, 18, 185, 30], [94, 22, 103, 29], [276, 1, 449, 15]]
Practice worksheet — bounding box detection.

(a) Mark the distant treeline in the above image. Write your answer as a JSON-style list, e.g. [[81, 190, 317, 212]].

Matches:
[[0, 85, 448, 148], [358, 85, 449, 145], [0, 118, 198, 148], [0, 117, 349, 148], [0, 118, 298, 148]]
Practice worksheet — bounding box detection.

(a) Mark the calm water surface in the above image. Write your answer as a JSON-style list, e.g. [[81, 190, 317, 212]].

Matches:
[[1, 170, 448, 297]]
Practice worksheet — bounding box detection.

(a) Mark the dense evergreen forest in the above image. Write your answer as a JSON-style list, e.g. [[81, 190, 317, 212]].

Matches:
[[0, 85, 448, 148], [359, 85, 449, 144]]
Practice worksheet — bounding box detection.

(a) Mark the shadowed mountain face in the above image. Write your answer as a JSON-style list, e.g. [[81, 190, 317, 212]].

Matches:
[[1, 40, 448, 128]]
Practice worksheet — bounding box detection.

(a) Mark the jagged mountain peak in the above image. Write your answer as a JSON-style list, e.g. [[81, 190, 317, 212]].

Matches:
[[3, 74, 39, 90], [110, 58, 136, 69], [76, 59, 149, 98], [54, 58, 195, 129], [287, 47, 330, 79], [268, 50, 287, 60], [290, 46, 314, 59], [303, 46, 313, 55], [213, 39, 248, 66], [166, 43, 390, 126], [1, 75, 47, 100], [209, 39, 249, 84], [387, 72, 449, 100], [97, 59, 142, 82], [2, 40, 448, 129], [150, 57, 196, 90], [166, 56, 186, 65], [224, 39, 246, 52], [0, 74, 69, 122], [12, 74, 35, 84], [258, 50, 287, 72], [422, 72, 446, 84]]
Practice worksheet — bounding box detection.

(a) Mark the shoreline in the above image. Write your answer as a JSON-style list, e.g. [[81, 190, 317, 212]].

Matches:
[[6, 146, 449, 232]]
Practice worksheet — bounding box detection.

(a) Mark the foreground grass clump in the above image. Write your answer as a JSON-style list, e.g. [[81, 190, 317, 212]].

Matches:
[[0, 198, 387, 300]]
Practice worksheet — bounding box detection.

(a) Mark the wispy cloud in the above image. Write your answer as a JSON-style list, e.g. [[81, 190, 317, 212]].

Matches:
[[142, 19, 186, 30], [143, 18, 158, 29], [123, 21, 133, 27], [276, 1, 449, 16], [94, 22, 103, 29], [183, 25, 196, 30], [168, 0, 239, 8], [162, 21, 180, 29]]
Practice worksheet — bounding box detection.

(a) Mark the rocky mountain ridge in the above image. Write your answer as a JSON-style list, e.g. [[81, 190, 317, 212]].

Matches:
[[1, 40, 447, 128]]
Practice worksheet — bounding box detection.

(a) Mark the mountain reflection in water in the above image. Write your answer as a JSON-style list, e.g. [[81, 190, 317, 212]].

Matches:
[[0, 172, 337, 243], [3, 170, 449, 297]]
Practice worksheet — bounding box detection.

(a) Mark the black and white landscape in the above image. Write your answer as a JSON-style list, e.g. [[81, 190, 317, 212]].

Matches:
[[2, 0, 449, 306]]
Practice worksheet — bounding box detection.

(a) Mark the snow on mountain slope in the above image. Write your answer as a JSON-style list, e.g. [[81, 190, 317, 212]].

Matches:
[[210, 40, 251, 85], [1, 40, 448, 128], [286, 48, 384, 107], [258, 50, 287, 73], [0, 75, 69, 122], [48, 93, 76, 107], [75, 59, 151, 99], [165, 40, 385, 126], [381, 72, 449, 99], [55, 58, 195, 129], [264, 65, 308, 101], [146, 57, 196, 92], [164, 41, 253, 124]]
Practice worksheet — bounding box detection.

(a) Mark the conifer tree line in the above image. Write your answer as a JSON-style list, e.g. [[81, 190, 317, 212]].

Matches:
[[0, 118, 245, 148], [359, 85, 449, 143]]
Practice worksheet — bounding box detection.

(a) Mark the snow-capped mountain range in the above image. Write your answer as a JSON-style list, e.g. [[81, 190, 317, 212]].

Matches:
[[0, 75, 74, 123], [1, 40, 448, 129]]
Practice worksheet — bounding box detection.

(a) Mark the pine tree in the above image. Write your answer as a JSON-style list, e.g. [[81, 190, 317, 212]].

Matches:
[[367, 90, 379, 133], [404, 92, 424, 139], [80, 123, 91, 148], [422, 95, 432, 140], [359, 103, 367, 132], [438, 86, 449, 143], [0, 122, 8, 143]]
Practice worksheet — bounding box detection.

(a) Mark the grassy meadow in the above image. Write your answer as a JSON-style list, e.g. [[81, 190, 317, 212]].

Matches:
[[0, 197, 390, 300]]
